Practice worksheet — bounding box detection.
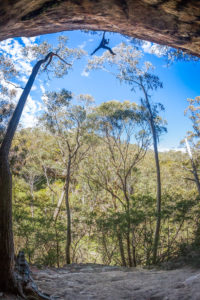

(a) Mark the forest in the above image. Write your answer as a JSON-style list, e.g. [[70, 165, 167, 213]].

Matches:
[[0, 32, 200, 294]]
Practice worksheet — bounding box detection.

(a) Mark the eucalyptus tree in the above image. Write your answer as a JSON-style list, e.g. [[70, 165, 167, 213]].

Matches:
[[144, 44, 200, 66], [84, 100, 150, 266], [39, 89, 94, 264], [0, 54, 19, 143], [183, 96, 200, 195], [0, 36, 84, 297], [0, 52, 55, 297], [86, 43, 166, 264]]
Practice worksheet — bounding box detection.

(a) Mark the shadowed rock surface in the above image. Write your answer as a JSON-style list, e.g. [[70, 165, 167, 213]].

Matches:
[[1, 1, 200, 57], [2, 264, 200, 299]]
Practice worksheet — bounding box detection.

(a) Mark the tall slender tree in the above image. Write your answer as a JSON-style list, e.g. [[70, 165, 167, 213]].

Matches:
[[183, 96, 200, 196], [39, 90, 93, 264], [85, 100, 150, 266], [0, 46, 77, 296], [0, 52, 53, 295], [86, 43, 167, 263]]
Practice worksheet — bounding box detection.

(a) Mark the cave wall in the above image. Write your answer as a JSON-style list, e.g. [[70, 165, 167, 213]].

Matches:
[[1, 0, 200, 56]]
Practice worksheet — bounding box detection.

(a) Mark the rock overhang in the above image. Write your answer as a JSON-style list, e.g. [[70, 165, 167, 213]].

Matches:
[[0, 0, 200, 57]]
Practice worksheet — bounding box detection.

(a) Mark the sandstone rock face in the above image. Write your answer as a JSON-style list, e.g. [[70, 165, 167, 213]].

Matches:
[[1, 264, 200, 299], [3, 264, 200, 300], [1, 0, 200, 57]]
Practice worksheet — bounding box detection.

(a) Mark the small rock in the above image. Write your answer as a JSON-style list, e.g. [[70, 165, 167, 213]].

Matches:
[[174, 282, 185, 289], [184, 273, 200, 285]]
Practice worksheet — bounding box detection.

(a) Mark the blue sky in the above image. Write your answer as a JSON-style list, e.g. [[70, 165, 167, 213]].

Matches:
[[0, 30, 199, 151]]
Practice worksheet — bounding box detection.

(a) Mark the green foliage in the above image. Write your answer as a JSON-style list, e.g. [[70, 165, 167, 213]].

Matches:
[[2, 35, 199, 268], [184, 96, 200, 143], [10, 119, 199, 267]]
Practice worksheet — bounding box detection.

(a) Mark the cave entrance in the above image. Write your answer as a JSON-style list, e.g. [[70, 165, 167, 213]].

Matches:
[[1, 29, 199, 268]]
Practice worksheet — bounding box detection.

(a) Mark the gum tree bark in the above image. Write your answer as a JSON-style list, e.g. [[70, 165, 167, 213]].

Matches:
[[140, 79, 161, 265], [0, 52, 53, 295], [185, 138, 200, 196], [65, 158, 72, 265]]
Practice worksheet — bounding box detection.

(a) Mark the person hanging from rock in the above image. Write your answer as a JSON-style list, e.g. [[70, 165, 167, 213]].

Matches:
[[91, 32, 116, 55]]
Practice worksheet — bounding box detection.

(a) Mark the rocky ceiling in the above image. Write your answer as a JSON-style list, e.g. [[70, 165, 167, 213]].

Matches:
[[1, 0, 200, 57]]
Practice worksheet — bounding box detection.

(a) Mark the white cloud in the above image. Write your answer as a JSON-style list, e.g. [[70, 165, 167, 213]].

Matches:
[[158, 146, 186, 153], [21, 95, 44, 128], [0, 36, 42, 128], [81, 70, 89, 77], [21, 37, 33, 48], [142, 41, 152, 53], [150, 44, 167, 57], [21, 113, 37, 128], [0, 37, 39, 79], [18, 59, 32, 74], [21, 76, 28, 84], [142, 41, 167, 57], [78, 41, 86, 49], [40, 84, 46, 94]]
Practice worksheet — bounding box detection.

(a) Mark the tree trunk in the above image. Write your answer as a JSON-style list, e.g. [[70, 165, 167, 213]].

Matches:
[[124, 192, 133, 267], [123, 192, 133, 267], [126, 229, 133, 267], [132, 228, 137, 267], [55, 227, 60, 268], [151, 121, 161, 264], [30, 180, 34, 218], [0, 52, 53, 296], [0, 52, 53, 155], [65, 159, 71, 265], [140, 80, 162, 265], [53, 187, 65, 221], [112, 197, 127, 266], [185, 138, 200, 195], [117, 231, 126, 266], [0, 152, 16, 292]]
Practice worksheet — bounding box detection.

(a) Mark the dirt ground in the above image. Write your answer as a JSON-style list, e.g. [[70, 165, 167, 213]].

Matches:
[[1, 264, 200, 299]]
